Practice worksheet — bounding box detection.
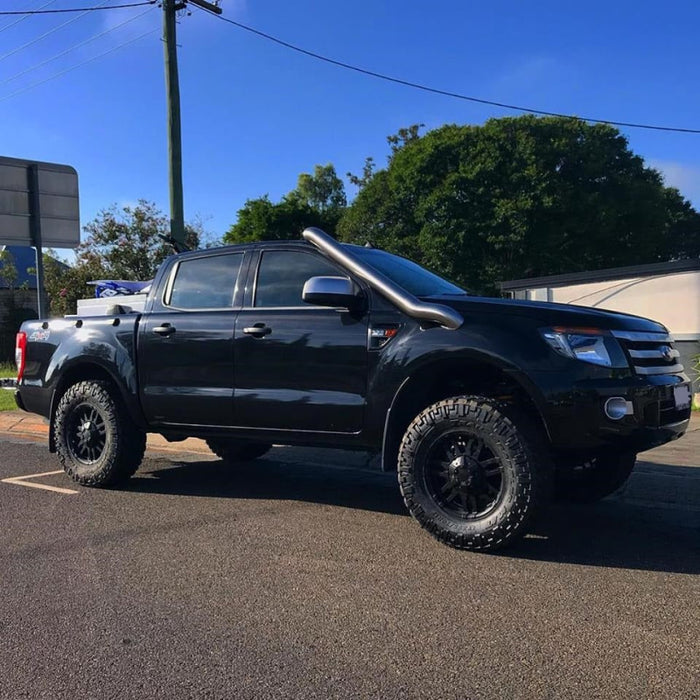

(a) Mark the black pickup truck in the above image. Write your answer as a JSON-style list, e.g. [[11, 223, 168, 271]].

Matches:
[[15, 228, 692, 551]]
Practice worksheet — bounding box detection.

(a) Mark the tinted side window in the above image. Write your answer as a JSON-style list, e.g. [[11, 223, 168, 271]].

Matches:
[[168, 253, 243, 309], [254, 251, 342, 308]]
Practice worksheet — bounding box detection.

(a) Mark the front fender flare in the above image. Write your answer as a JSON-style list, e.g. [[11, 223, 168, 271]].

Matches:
[[379, 353, 551, 471]]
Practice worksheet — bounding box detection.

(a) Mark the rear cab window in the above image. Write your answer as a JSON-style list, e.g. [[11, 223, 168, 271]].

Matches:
[[165, 253, 244, 310]]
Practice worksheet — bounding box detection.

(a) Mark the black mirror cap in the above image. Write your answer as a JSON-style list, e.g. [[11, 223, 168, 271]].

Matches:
[[302, 276, 359, 308]]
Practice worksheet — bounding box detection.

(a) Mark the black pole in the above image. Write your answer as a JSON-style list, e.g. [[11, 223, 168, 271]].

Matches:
[[28, 164, 46, 318], [163, 0, 185, 250]]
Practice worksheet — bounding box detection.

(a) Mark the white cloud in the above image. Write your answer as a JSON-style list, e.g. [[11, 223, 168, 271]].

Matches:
[[648, 159, 700, 206]]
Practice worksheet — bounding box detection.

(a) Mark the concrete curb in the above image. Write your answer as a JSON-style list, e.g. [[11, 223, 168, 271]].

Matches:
[[0, 410, 213, 455]]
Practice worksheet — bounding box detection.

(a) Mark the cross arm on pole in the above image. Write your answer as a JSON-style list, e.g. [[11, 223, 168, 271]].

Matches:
[[187, 0, 222, 14]]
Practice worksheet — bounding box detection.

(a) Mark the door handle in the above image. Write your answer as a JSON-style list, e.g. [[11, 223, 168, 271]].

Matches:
[[243, 323, 272, 338], [153, 324, 176, 336]]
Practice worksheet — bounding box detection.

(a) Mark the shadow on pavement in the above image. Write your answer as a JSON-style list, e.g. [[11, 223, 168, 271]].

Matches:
[[126, 457, 700, 575], [128, 456, 407, 516], [514, 499, 700, 575]]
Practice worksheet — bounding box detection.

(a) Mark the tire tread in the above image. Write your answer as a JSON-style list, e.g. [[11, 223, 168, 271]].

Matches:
[[54, 380, 145, 487], [397, 396, 551, 551]]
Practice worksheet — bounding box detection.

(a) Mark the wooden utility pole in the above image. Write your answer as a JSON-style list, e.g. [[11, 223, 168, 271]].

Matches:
[[162, 0, 185, 250], [161, 0, 221, 252]]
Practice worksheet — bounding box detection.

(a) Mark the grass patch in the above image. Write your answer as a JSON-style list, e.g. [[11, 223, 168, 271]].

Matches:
[[0, 362, 16, 378], [0, 362, 17, 411], [0, 388, 17, 411]]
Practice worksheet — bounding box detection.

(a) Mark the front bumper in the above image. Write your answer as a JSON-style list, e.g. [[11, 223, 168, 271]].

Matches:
[[537, 371, 692, 454]]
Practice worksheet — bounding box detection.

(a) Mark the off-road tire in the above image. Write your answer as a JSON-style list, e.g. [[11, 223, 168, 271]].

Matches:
[[206, 439, 272, 463], [554, 450, 637, 503], [398, 396, 552, 552], [54, 380, 146, 487]]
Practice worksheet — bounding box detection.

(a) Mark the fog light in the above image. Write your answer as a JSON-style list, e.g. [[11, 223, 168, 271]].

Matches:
[[604, 397, 631, 420]]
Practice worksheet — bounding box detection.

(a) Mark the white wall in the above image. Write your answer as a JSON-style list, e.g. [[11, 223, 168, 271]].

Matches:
[[528, 271, 700, 337]]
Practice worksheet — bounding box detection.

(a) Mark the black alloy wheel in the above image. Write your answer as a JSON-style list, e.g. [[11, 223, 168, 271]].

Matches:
[[398, 396, 552, 551], [54, 380, 146, 487], [66, 403, 107, 464], [423, 430, 505, 520]]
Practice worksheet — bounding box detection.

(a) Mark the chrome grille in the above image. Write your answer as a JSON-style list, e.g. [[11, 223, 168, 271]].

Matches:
[[611, 330, 684, 376]]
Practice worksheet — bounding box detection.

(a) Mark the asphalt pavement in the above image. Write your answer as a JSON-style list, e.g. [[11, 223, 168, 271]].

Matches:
[[0, 416, 698, 699]]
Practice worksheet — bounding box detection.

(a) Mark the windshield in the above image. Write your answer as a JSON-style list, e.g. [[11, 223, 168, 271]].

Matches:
[[347, 246, 467, 297]]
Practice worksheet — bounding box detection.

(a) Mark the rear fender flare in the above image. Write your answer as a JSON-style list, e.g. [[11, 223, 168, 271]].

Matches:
[[47, 356, 147, 452]]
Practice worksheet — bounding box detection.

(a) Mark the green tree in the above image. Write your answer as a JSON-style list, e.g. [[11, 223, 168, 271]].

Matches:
[[225, 164, 347, 244], [292, 163, 347, 214], [0, 249, 18, 289], [386, 123, 424, 154], [224, 195, 323, 245], [347, 157, 376, 192], [81, 200, 200, 280], [43, 250, 106, 318], [338, 116, 700, 295], [44, 201, 205, 316]]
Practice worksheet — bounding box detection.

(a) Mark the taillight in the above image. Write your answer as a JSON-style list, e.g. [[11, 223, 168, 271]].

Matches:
[[15, 331, 27, 382]]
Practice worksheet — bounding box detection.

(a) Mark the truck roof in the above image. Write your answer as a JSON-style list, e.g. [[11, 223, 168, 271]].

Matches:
[[174, 239, 316, 259]]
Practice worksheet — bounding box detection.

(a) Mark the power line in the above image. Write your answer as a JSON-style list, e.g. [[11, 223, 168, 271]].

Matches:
[[0, 27, 157, 102], [0, 2, 155, 15], [0, 6, 155, 85], [0, 0, 113, 62], [0, 0, 59, 34], [194, 6, 700, 136]]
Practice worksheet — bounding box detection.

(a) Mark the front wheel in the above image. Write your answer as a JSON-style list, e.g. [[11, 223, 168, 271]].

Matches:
[[398, 397, 551, 552], [54, 380, 146, 487], [554, 450, 636, 503]]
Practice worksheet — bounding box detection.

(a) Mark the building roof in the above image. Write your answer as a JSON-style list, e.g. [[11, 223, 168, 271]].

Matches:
[[500, 258, 700, 292], [0, 245, 39, 289]]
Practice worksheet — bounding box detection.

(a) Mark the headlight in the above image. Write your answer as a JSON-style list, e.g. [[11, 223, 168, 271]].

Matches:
[[539, 327, 628, 368]]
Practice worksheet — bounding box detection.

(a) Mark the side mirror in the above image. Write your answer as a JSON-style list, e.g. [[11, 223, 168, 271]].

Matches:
[[302, 276, 359, 309]]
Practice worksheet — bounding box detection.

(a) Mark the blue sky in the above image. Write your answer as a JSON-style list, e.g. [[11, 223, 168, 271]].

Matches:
[[1, 0, 699, 250]]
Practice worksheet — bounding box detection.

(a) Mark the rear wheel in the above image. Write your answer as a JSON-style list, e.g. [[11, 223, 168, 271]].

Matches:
[[398, 396, 551, 551], [555, 450, 636, 503], [206, 439, 271, 463], [54, 380, 146, 487]]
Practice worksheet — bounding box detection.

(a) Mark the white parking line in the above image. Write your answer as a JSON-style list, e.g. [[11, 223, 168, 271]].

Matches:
[[1, 470, 78, 495]]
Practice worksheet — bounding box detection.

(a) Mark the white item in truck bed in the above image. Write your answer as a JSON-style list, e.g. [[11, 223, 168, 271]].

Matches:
[[75, 295, 147, 316]]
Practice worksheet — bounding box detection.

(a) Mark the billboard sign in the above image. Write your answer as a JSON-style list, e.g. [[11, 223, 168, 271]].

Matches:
[[0, 156, 79, 248]]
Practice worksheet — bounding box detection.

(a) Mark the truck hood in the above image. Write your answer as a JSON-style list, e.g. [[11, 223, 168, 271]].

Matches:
[[422, 295, 668, 334]]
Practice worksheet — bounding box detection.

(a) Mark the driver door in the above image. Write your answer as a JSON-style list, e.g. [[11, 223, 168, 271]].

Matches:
[[233, 248, 369, 433]]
